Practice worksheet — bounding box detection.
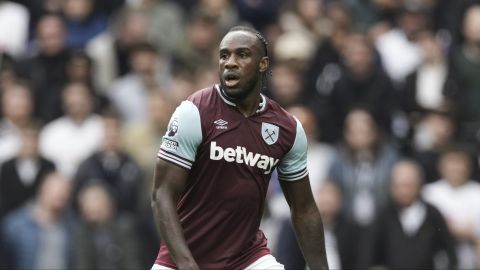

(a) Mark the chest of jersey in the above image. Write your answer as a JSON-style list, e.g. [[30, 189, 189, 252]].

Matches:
[[197, 104, 293, 176]]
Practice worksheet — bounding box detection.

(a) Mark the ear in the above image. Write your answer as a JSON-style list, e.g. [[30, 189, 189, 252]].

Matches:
[[259, 56, 269, 73]]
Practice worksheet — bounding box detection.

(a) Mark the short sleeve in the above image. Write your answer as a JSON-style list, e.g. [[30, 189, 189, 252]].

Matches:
[[157, 101, 202, 170], [277, 118, 308, 181]]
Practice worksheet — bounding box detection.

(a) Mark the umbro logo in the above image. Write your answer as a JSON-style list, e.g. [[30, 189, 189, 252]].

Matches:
[[214, 119, 228, 129]]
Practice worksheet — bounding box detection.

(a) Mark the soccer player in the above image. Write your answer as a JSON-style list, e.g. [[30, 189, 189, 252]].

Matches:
[[151, 26, 329, 270]]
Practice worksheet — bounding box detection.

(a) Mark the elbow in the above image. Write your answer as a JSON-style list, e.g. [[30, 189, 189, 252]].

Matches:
[[151, 189, 161, 210]]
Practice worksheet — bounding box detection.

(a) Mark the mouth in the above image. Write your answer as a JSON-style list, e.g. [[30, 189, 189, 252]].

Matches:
[[223, 72, 240, 88]]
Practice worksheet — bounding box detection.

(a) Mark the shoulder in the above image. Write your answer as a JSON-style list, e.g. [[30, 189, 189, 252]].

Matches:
[[2, 206, 32, 229], [262, 96, 299, 140], [40, 118, 68, 136], [187, 85, 218, 108]]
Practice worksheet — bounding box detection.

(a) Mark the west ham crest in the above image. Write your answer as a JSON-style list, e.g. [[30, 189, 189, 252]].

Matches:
[[261, 122, 279, 145]]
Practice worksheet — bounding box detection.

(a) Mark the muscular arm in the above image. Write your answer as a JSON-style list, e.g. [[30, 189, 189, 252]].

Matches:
[[151, 158, 199, 270], [280, 176, 329, 270]]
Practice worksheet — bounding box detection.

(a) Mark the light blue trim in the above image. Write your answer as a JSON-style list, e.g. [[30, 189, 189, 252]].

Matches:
[[160, 101, 202, 164], [277, 117, 308, 181]]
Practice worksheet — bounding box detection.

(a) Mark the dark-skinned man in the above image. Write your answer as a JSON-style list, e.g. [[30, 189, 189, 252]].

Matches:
[[151, 26, 329, 270]]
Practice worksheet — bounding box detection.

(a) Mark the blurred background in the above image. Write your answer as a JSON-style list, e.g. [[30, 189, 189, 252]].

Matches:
[[1, 0, 480, 269]]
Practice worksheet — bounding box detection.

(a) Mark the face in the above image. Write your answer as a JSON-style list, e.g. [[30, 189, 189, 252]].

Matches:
[[62, 83, 93, 119], [344, 109, 378, 151], [79, 185, 114, 224], [130, 50, 158, 74], [270, 64, 302, 106], [37, 15, 66, 56], [1, 85, 33, 122], [391, 161, 422, 208], [67, 55, 91, 82], [103, 116, 122, 151], [64, 0, 93, 21], [439, 152, 471, 187], [343, 34, 374, 78], [218, 31, 268, 101], [38, 173, 71, 214], [463, 5, 480, 44]]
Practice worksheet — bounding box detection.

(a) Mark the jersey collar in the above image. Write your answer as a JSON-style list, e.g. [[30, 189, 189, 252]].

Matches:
[[215, 84, 266, 113]]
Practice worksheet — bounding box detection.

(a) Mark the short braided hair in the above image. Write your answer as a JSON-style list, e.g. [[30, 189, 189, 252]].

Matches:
[[227, 26, 269, 58]]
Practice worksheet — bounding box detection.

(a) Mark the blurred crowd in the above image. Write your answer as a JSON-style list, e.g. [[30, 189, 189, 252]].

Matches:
[[1, 0, 480, 269]]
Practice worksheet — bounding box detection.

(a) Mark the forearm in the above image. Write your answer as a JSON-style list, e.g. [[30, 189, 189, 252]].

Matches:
[[291, 204, 329, 270], [151, 189, 197, 269]]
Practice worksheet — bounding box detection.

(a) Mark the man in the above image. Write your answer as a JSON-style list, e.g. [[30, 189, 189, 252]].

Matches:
[[363, 160, 457, 269], [151, 26, 328, 270]]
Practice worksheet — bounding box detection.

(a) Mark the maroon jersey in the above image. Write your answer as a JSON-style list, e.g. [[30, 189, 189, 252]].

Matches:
[[156, 85, 308, 269]]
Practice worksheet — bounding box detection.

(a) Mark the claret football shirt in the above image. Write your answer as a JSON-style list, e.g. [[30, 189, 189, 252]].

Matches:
[[156, 85, 308, 269]]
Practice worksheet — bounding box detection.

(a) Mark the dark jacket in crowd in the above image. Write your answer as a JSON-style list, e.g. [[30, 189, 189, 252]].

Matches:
[[0, 157, 55, 219], [363, 201, 458, 269]]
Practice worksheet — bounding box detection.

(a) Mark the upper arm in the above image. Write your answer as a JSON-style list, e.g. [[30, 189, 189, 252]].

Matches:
[[277, 117, 308, 182], [152, 100, 202, 201], [277, 117, 314, 211]]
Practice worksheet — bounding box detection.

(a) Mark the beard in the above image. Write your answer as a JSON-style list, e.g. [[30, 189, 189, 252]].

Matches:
[[220, 72, 262, 102]]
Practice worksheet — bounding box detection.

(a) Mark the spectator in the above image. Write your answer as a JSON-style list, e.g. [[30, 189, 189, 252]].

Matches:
[[423, 146, 480, 269], [123, 90, 174, 181], [109, 42, 170, 125], [322, 33, 396, 141], [275, 181, 357, 270], [73, 108, 143, 214], [0, 123, 55, 219], [279, 0, 328, 44], [402, 31, 460, 119], [63, 0, 108, 49], [86, 7, 149, 91], [329, 107, 399, 228], [135, 0, 187, 55], [0, 0, 29, 57], [19, 0, 64, 38], [449, 4, 480, 142], [1, 172, 73, 270], [39, 82, 104, 178], [302, 2, 351, 141], [267, 62, 305, 107], [373, 2, 431, 85], [364, 159, 457, 269], [193, 0, 239, 34], [73, 182, 142, 269], [16, 14, 70, 123], [173, 10, 221, 72], [0, 82, 35, 163], [65, 51, 110, 113], [412, 109, 459, 182]]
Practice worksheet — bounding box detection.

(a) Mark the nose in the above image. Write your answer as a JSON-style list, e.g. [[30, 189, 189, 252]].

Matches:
[[225, 55, 238, 69]]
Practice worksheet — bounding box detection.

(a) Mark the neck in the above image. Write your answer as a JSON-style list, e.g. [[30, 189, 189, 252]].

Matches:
[[34, 204, 61, 226], [221, 87, 262, 117], [70, 114, 88, 125]]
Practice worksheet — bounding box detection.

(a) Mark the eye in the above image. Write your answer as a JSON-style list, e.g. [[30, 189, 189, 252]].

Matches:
[[239, 52, 248, 58], [220, 53, 228, 60]]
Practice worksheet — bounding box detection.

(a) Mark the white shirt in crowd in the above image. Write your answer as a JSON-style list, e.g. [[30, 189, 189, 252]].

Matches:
[[423, 179, 480, 269], [0, 1, 29, 57], [39, 115, 104, 178]]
